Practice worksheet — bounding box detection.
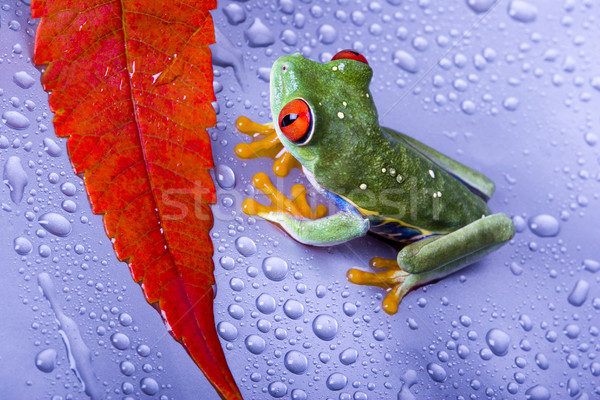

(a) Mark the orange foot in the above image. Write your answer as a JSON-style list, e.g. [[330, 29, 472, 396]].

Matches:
[[243, 172, 327, 220], [347, 257, 412, 315], [234, 116, 300, 177]]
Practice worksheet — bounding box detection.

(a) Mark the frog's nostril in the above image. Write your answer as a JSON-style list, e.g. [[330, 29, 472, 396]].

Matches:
[[282, 65, 287, 71]]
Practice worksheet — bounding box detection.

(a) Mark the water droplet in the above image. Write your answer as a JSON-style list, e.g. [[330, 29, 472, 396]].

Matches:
[[140, 377, 159, 396], [508, 0, 538, 23], [219, 256, 235, 270], [262, 256, 288, 281], [2, 110, 30, 130], [244, 18, 275, 48], [215, 164, 235, 189], [461, 100, 477, 115], [235, 236, 256, 256], [525, 384, 550, 400], [567, 280, 589, 306], [373, 329, 386, 341], [38, 212, 72, 237], [43, 138, 62, 157], [567, 378, 580, 397], [111, 332, 130, 350], [317, 24, 337, 44], [245, 334, 266, 355], [283, 299, 304, 320], [291, 389, 307, 400], [223, 3, 246, 25], [535, 353, 549, 370], [120, 360, 135, 376], [35, 348, 57, 373], [486, 328, 510, 356], [60, 182, 77, 196], [228, 304, 245, 320], [256, 293, 277, 314], [519, 314, 533, 331], [393, 50, 418, 73], [583, 259, 599, 273], [14, 236, 32, 255], [62, 200, 77, 213], [326, 373, 348, 390], [528, 214, 560, 237], [457, 344, 470, 359], [503, 97, 520, 111], [343, 302, 357, 316], [466, 0, 497, 13], [315, 284, 326, 298], [119, 313, 132, 326], [426, 363, 447, 382], [38, 244, 51, 258], [312, 314, 338, 341], [137, 344, 151, 357], [268, 381, 288, 398], [13, 71, 35, 89], [339, 348, 358, 365], [284, 350, 308, 374], [218, 321, 238, 341], [3, 156, 28, 204]]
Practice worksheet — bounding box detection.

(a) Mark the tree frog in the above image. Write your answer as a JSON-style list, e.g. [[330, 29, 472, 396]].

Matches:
[[254, 50, 515, 314]]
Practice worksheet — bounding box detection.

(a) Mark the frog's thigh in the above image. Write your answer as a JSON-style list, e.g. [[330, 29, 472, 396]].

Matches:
[[398, 213, 515, 274], [265, 210, 369, 246]]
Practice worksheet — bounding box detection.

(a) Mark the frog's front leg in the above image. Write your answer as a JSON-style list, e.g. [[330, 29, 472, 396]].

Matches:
[[348, 213, 515, 314], [245, 172, 369, 246]]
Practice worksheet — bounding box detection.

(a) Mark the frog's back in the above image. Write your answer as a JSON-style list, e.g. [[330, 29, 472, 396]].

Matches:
[[320, 127, 493, 237]]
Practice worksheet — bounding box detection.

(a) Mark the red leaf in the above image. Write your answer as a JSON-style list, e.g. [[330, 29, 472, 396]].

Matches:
[[32, 1, 241, 399]]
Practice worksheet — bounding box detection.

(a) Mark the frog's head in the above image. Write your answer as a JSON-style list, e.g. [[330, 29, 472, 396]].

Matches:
[[270, 50, 378, 175]]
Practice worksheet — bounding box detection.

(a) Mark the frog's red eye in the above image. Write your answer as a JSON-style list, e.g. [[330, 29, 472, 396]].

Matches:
[[278, 98, 314, 145], [331, 49, 369, 65]]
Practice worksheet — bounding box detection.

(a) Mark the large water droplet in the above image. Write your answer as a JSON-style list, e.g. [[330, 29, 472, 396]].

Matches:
[[140, 377, 159, 396], [312, 314, 338, 341], [35, 348, 57, 373], [485, 328, 510, 356], [528, 214, 560, 237], [583, 259, 600, 273], [268, 381, 288, 398], [326, 373, 348, 390], [426, 363, 447, 382], [525, 384, 550, 400], [111, 332, 130, 350], [218, 321, 238, 341], [14, 236, 32, 255], [256, 293, 277, 314], [393, 50, 418, 73], [317, 24, 337, 44], [235, 236, 256, 256], [215, 164, 236, 189], [508, 0, 538, 23], [43, 138, 62, 157], [3, 156, 28, 204], [245, 334, 266, 354], [2, 110, 30, 130], [339, 348, 358, 365], [284, 350, 308, 374], [38, 212, 72, 237], [223, 3, 246, 25], [567, 280, 589, 306], [283, 299, 304, 320], [262, 256, 288, 281], [466, 0, 497, 13], [244, 18, 275, 48], [13, 71, 36, 89]]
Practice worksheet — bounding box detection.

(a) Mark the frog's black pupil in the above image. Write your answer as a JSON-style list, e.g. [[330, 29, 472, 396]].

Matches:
[[349, 50, 359, 55], [281, 113, 298, 127]]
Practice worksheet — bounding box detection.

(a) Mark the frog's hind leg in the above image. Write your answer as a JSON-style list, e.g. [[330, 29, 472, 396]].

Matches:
[[348, 213, 515, 315]]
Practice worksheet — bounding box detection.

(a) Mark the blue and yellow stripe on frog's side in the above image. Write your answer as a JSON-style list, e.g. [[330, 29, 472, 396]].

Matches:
[[339, 194, 435, 243]]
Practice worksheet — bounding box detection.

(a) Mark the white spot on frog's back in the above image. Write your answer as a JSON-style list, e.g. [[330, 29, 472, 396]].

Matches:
[[429, 169, 436, 178], [337, 112, 344, 119], [359, 183, 367, 190]]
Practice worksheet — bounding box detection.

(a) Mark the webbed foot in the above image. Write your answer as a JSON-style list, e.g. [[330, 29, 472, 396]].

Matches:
[[347, 257, 416, 315], [234, 116, 300, 177], [243, 172, 327, 220]]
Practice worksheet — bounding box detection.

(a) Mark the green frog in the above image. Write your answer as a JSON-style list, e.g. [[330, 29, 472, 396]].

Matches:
[[247, 50, 514, 314]]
